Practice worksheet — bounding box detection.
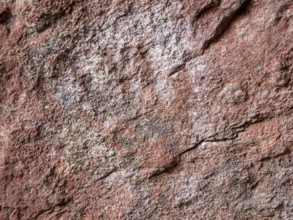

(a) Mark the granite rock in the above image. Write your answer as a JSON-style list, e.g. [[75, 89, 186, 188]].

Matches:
[[0, 0, 292, 219]]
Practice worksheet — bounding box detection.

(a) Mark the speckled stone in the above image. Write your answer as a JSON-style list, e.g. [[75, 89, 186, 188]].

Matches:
[[0, 0, 292, 219]]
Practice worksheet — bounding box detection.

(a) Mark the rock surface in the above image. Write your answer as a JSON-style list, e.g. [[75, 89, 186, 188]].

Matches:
[[0, 0, 292, 219]]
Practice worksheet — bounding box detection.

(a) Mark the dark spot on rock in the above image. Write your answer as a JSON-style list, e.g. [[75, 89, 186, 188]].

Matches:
[[238, 0, 252, 16], [0, 8, 12, 24]]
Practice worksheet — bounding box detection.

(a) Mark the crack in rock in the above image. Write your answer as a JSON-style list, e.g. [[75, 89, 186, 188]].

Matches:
[[148, 115, 270, 179]]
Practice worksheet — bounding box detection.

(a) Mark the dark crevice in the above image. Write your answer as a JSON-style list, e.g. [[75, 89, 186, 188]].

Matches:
[[168, 63, 186, 76], [195, 0, 221, 19], [260, 148, 292, 162], [148, 158, 180, 179], [0, 8, 12, 24], [97, 168, 117, 181], [275, 2, 292, 23], [169, 0, 252, 78], [55, 196, 73, 207], [237, 0, 252, 16], [148, 116, 270, 179], [202, 0, 252, 51]]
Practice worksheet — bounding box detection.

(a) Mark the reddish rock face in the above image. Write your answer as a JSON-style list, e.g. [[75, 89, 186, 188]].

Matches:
[[0, 0, 292, 219]]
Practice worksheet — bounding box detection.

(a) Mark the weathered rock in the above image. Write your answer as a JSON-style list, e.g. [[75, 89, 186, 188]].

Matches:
[[0, 0, 292, 219]]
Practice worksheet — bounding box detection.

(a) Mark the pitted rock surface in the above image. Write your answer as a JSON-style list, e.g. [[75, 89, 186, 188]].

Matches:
[[0, 0, 292, 219]]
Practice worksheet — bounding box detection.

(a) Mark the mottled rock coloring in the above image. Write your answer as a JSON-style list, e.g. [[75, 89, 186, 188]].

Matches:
[[0, 0, 292, 219]]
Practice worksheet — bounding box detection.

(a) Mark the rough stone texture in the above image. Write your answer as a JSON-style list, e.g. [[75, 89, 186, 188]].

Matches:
[[0, 0, 292, 219]]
